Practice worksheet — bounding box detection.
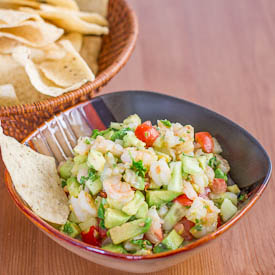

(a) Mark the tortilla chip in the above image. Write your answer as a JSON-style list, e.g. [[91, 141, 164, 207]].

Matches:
[[62, 32, 82, 52], [0, 54, 49, 103], [0, 10, 64, 48], [76, 0, 108, 17], [0, 128, 69, 224], [44, 0, 79, 11], [0, 0, 41, 9], [12, 41, 94, 96], [80, 36, 102, 75], [20, 5, 108, 35], [0, 84, 20, 106]]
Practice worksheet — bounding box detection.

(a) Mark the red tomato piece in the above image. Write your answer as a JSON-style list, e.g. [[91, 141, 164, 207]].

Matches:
[[135, 121, 159, 147], [195, 132, 214, 153], [174, 194, 193, 206], [81, 226, 101, 246], [174, 217, 195, 241], [210, 178, 227, 194]]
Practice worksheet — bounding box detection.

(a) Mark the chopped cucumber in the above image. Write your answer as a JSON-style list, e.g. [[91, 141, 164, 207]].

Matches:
[[68, 211, 81, 224], [227, 184, 241, 195], [220, 198, 237, 222], [197, 155, 207, 170], [109, 218, 152, 244], [168, 161, 183, 192], [67, 177, 81, 197], [146, 190, 181, 207], [215, 168, 228, 181], [181, 155, 202, 175], [73, 154, 87, 164], [102, 244, 126, 254], [79, 217, 97, 232], [104, 208, 131, 229], [87, 149, 105, 172], [85, 179, 102, 195], [61, 221, 81, 238], [122, 191, 145, 216], [59, 159, 74, 179], [123, 131, 145, 148], [162, 229, 184, 250], [163, 201, 187, 231], [110, 122, 124, 130], [123, 114, 141, 129], [224, 192, 238, 206], [136, 201, 148, 219]]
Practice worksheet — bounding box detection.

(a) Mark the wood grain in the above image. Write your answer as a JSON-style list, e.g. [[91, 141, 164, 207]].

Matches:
[[1, 0, 275, 274]]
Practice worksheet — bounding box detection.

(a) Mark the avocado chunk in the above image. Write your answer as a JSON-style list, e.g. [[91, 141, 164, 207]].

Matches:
[[68, 210, 81, 224], [59, 159, 74, 179], [227, 184, 241, 195], [73, 154, 87, 164], [61, 221, 81, 238], [109, 218, 152, 244], [136, 201, 148, 219], [104, 208, 131, 229], [146, 190, 181, 207], [67, 177, 81, 197], [79, 217, 97, 232], [181, 155, 202, 175], [154, 229, 184, 253], [122, 191, 145, 216], [86, 179, 102, 196], [168, 161, 183, 192], [220, 198, 237, 222], [102, 244, 126, 254], [163, 201, 187, 231]]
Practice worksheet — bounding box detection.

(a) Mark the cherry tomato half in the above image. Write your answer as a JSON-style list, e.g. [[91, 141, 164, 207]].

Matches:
[[195, 132, 214, 153], [174, 194, 193, 206], [81, 226, 101, 246], [135, 121, 159, 147]]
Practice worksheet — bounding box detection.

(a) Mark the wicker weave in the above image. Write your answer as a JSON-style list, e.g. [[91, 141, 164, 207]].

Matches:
[[0, 0, 138, 141]]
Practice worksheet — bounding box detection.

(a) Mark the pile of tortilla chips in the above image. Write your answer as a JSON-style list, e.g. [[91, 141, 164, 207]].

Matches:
[[0, 0, 108, 106]]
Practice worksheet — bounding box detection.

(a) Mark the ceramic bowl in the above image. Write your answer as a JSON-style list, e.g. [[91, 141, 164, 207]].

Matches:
[[4, 91, 272, 273]]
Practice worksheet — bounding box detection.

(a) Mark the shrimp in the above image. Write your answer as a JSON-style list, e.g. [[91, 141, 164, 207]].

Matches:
[[145, 207, 163, 244], [74, 137, 92, 155], [149, 158, 171, 186], [91, 136, 123, 157], [183, 180, 198, 200], [103, 175, 134, 205]]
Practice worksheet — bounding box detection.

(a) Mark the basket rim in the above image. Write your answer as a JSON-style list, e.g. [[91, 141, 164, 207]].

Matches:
[[0, 0, 138, 116]]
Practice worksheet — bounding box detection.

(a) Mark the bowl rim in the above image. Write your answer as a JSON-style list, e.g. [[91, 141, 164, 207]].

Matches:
[[4, 90, 272, 261]]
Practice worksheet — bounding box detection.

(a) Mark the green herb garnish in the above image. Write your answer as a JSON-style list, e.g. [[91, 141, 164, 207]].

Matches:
[[179, 137, 185, 142], [160, 119, 172, 128], [208, 156, 220, 170], [98, 198, 107, 229], [61, 180, 67, 188], [91, 128, 112, 139], [79, 167, 99, 185], [63, 222, 74, 234], [131, 159, 147, 178], [110, 127, 132, 141], [214, 168, 228, 181], [192, 219, 203, 231], [153, 243, 169, 253]]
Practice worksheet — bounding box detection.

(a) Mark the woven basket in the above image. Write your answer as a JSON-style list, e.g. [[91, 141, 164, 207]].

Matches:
[[0, 0, 138, 141]]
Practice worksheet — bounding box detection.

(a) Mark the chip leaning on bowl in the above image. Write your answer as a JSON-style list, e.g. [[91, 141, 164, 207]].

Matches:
[[0, 0, 108, 106], [0, 113, 248, 255]]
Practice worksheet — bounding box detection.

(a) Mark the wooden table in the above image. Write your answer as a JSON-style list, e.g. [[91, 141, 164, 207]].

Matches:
[[1, 0, 275, 274]]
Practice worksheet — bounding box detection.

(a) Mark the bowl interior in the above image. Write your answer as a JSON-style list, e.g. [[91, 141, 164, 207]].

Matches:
[[5, 90, 272, 260]]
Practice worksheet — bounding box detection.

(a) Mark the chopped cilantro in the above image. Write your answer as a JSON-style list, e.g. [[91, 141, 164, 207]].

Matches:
[[84, 138, 91, 144], [61, 180, 67, 188], [144, 131, 149, 138], [131, 159, 147, 178], [110, 127, 132, 141], [91, 128, 112, 139], [99, 219, 106, 230], [160, 119, 172, 128], [63, 222, 73, 234], [131, 239, 152, 249], [208, 156, 220, 170], [215, 168, 228, 181], [79, 167, 99, 185], [192, 219, 203, 231], [179, 137, 185, 142], [98, 198, 107, 219], [153, 243, 169, 253]]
